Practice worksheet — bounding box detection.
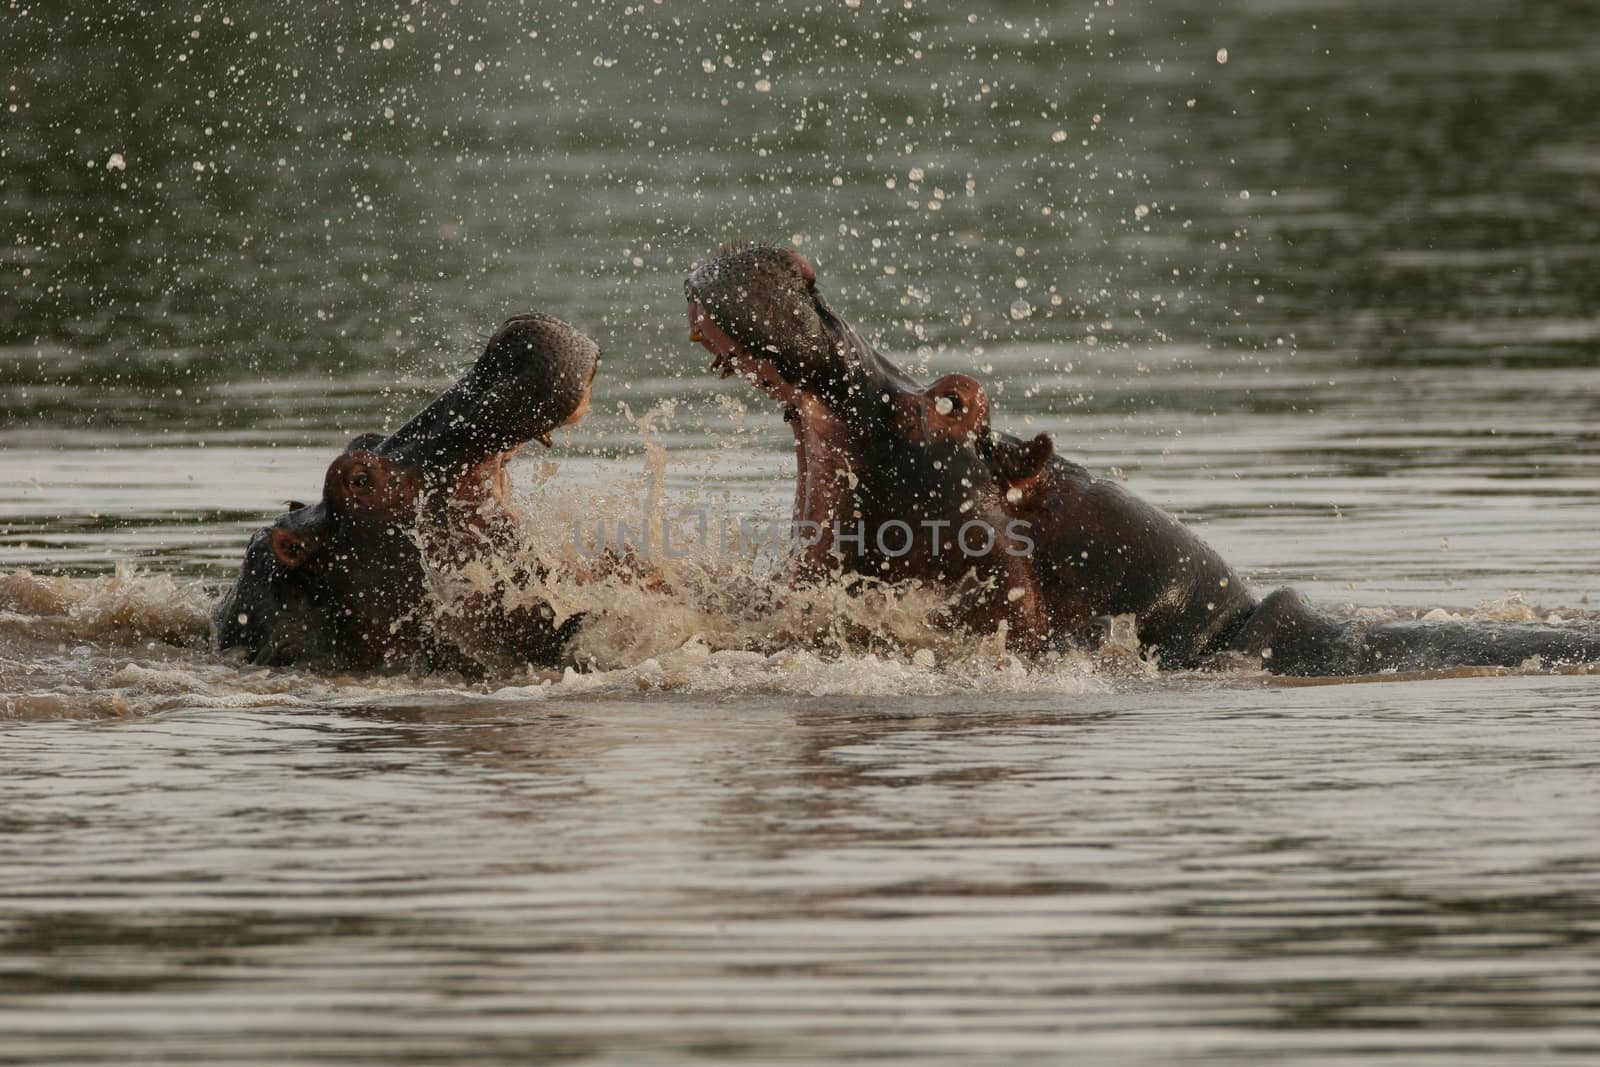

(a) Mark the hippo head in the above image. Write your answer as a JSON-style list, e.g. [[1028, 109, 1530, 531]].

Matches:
[[213, 314, 599, 669], [686, 244, 1056, 635], [684, 242, 906, 406]]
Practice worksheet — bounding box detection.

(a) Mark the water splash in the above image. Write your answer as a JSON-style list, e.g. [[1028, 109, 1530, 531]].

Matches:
[[6, 422, 1590, 721], [0, 431, 1124, 718], [0, 564, 210, 644]]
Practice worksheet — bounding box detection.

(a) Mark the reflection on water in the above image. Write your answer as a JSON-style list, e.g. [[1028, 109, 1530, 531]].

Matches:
[[4, 0, 1600, 1062], [6, 682, 1600, 1064]]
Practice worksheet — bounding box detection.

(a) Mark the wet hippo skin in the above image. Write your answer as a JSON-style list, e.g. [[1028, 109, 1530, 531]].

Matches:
[[685, 243, 1600, 677], [213, 314, 599, 671]]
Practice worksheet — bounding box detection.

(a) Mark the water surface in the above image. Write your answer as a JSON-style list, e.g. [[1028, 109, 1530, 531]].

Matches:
[[3, 0, 1599, 1062]]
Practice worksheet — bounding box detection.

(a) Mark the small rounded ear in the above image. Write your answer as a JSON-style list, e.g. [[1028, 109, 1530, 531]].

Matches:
[[270, 525, 320, 569], [989, 431, 1055, 491], [923, 373, 991, 443], [324, 450, 420, 520], [784, 247, 816, 286]]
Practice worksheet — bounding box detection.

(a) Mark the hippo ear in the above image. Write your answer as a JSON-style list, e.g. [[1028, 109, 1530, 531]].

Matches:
[[989, 432, 1055, 496], [270, 526, 320, 570], [783, 247, 817, 287]]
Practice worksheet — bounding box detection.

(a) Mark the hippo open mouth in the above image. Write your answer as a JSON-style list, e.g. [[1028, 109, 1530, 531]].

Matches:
[[213, 314, 599, 670], [684, 246, 1277, 661], [685, 244, 1600, 675], [686, 243, 1064, 647]]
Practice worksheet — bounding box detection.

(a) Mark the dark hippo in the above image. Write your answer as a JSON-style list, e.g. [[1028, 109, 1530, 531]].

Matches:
[[213, 314, 599, 671], [686, 243, 1600, 676]]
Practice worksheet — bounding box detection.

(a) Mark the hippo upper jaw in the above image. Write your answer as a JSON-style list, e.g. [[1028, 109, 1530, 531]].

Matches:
[[686, 243, 917, 411], [686, 251, 907, 567], [688, 247, 1043, 592], [381, 313, 600, 484]]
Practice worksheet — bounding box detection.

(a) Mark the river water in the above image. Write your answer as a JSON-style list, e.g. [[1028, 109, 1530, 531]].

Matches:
[[3, 1, 1599, 1063]]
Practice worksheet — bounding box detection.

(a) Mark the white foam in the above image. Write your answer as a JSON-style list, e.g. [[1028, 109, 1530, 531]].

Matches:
[[0, 564, 211, 643], [0, 420, 1168, 718]]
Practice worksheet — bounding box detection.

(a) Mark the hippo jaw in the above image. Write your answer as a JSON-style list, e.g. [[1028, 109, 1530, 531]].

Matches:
[[687, 245, 1056, 615], [687, 244, 894, 569], [215, 315, 599, 670]]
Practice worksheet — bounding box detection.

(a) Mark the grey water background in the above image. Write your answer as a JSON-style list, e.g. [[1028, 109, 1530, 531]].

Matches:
[[5, 0, 1600, 1063]]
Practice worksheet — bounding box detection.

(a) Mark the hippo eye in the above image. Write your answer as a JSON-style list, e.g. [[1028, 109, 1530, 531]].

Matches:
[[934, 393, 963, 416], [350, 471, 372, 489]]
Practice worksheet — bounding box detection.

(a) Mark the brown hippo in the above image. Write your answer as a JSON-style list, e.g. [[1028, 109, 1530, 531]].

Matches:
[[213, 314, 599, 671], [686, 243, 1600, 676]]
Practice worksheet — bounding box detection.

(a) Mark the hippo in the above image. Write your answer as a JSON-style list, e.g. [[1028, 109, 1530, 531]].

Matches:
[[213, 314, 599, 671], [685, 243, 1600, 676]]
